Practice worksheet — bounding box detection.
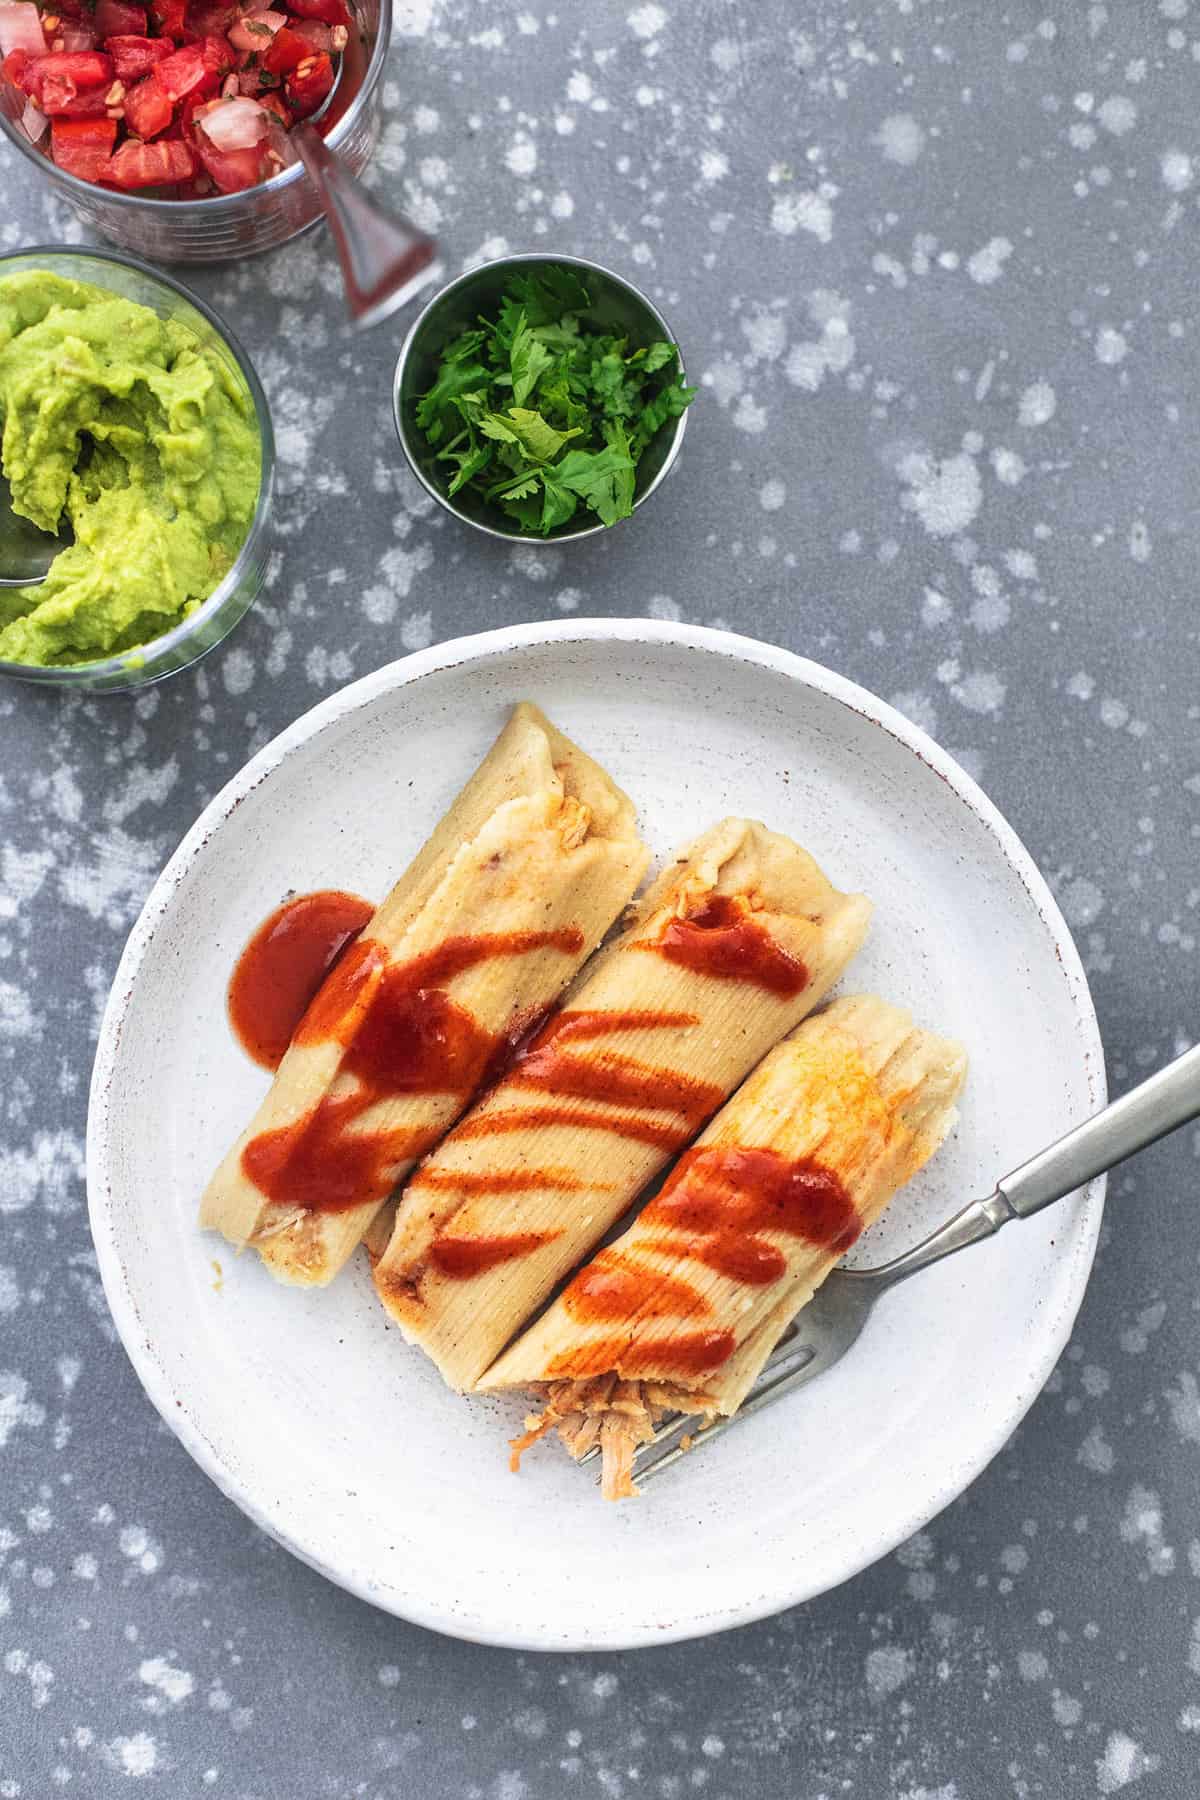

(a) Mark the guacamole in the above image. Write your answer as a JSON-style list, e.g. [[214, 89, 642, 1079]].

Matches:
[[0, 271, 260, 668]]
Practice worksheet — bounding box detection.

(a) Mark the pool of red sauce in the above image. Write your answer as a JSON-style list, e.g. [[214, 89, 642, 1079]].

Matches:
[[639, 893, 810, 997], [228, 889, 375, 1072], [236, 914, 584, 1215], [553, 1145, 860, 1377]]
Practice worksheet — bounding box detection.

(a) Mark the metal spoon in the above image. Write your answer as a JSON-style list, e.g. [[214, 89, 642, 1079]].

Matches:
[[0, 472, 67, 588], [291, 56, 441, 330]]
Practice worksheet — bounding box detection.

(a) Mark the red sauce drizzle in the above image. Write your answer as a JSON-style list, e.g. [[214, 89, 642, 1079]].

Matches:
[[430, 1231, 558, 1277], [645, 1145, 861, 1281], [413, 1168, 594, 1196], [451, 1104, 692, 1153], [240, 926, 585, 1215], [564, 1250, 709, 1322], [511, 1009, 721, 1125], [550, 1147, 859, 1378], [547, 1329, 736, 1381], [227, 889, 374, 1071], [640, 893, 809, 997]]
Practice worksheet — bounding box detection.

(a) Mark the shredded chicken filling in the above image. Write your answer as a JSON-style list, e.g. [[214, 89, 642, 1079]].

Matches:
[[510, 1375, 716, 1501]]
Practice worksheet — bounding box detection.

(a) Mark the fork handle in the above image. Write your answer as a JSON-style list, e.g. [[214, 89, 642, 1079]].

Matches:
[[996, 1040, 1200, 1217]]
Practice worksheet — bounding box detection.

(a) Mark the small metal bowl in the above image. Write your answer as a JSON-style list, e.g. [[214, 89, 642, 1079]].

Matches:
[[392, 253, 689, 543]]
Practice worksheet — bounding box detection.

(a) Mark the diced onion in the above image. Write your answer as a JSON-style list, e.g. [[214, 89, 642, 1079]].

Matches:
[[58, 24, 97, 50], [227, 9, 285, 50], [197, 94, 268, 150], [0, 1, 46, 56], [20, 95, 47, 141]]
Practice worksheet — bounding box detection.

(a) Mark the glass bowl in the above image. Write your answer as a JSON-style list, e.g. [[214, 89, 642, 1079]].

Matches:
[[392, 252, 690, 543], [0, 245, 274, 693], [0, 0, 390, 263]]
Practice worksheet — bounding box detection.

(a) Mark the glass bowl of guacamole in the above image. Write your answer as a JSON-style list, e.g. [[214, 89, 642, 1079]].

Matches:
[[0, 246, 273, 692]]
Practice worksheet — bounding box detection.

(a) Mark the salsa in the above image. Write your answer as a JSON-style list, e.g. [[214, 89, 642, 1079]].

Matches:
[[0, 0, 348, 194]]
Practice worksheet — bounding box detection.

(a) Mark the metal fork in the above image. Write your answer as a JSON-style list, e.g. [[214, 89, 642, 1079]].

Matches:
[[586, 1040, 1200, 1488]]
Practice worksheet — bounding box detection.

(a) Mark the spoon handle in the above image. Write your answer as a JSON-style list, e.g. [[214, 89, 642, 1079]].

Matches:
[[293, 124, 441, 330]]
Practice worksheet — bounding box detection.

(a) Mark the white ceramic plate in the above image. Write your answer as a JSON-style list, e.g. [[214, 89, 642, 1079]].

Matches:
[[88, 622, 1105, 1651]]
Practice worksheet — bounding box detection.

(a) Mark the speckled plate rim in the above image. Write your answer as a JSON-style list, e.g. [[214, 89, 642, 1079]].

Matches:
[[86, 620, 1107, 1650]]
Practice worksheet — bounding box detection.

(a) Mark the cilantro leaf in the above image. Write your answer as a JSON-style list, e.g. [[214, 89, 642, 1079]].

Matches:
[[539, 470, 579, 534], [510, 316, 555, 407], [639, 341, 677, 373], [415, 358, 490, 444], [444, 442, 493, 496], [554, 439, 638, 527], [508, 266, 591, 325]]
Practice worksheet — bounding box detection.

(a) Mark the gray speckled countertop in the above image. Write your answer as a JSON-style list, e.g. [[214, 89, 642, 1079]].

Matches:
[[3, 2, 1200, 1795]]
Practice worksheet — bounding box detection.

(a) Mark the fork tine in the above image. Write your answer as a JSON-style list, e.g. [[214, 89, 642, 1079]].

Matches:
[[574, 1321, 807, 1469], [633, 1342, 820, 1486]]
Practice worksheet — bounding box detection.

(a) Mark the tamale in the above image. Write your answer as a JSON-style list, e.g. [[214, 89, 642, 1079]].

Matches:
[[374, 818, 872, 1388], [484, 996, 966, 1498], [199, 703, 649, 1285]]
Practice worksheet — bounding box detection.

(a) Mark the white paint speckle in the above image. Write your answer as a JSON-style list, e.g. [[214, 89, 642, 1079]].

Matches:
[[1095, 326, 1128, 365], [874, 113, 926, 165], [967, 236, 1013, 285], [504, 136, 537, 177], [104, 1734, 160, 1779], [951, 669, 1006, 715], [1161, 148, 1193, 191], [138, 1658, 195, 1707], [1078, 1424, 1115, 1474], [759, 479, 786, 512], [991, 447, 1027, 486], [865, 1645, 914, 1696], [627, 3, 666, 38], [1018, 381, 1057, 426], [1095, 1731, 1159, 1792], [898, 450, 982, 538], [1097, 95, 1137, 136], [771, 189, 834, 243]]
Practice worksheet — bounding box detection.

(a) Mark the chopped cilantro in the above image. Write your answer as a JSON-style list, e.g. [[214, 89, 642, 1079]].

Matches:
[[412, 267, 696, 535]]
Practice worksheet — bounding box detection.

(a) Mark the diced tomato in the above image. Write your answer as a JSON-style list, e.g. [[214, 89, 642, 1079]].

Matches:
[[49, 112, 116, 179], [148, 0, 186, 37], [17, 47, 111, 98], [152, 38, 218, 103], [106, 33, 171, 81], [39, 71, 112, 111], [201, 32, 233, 71], [194, 132, 261, 190], [182, 0, 234, 39], [2, 46, 29, 88], [261, 21, 305, 71], [287, 0, 350, 25], [93, 0, 147, 34], [256, 86, 288, 124], [283, 47, 331, 115], [122, 69, 172, 136], [101, 135, 195, 184]]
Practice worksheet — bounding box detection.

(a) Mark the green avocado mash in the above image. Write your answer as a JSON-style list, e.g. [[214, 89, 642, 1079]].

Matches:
[[0, 271, 260, 668]]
